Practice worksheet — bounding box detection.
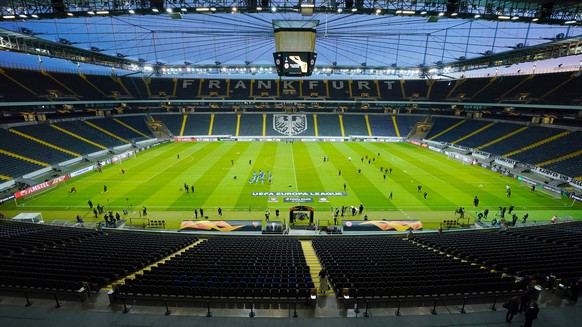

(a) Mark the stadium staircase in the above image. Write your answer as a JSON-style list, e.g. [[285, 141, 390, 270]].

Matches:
[[474, 126, 528, 150], [338, 114, 346, 137], [471, 76, 497, 98], [391, 116, 401, 137], [78, 73, 107, 97], [313, 114, 319, 136], [497, 74, 534, 102], [180, 114, 188, 136], [105, 238, 205, 291], [84, 121, 130, 144], [301, 241, 327, 295], [209, 114, 216, 136], [451, 122, 495, 144], [445, 79, 466, 99], [113, 118, 151, 139], [110, 75, 133, 97], [142, 77, 152, 98], [539, 73, 577, 101], [428, 120, 465, 141], [50, 125, 108, 150], [364, 115, 372, 136], [536, 149, 582, 166], [42, 71, 79, 100], [0, 149, 50, 167], [503, 131, 571, 157], [0, 68, 38, 96], [0, 174, 12, 181], [9, 129, 80, 157]]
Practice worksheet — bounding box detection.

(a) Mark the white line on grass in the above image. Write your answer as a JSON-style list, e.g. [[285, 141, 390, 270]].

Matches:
[[289, 143, 299, 192], [399, 209, 412, 220], [144, 155, 194, 183]]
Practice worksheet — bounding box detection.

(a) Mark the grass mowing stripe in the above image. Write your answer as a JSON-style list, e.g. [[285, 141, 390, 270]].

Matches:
[[347, 142, 434, 210], [290, 142, 299, 192], [2, 141, 580, 230], [320, 142, 391, 211], [234, 142, 278, 210], [291, 141, 327, 194]]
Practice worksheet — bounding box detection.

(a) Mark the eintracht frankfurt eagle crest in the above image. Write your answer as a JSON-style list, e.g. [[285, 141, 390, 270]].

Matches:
[[273, 114, 307, 136]]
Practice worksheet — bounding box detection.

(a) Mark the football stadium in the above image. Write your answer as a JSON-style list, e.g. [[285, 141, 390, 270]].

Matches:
[[0, 1, 581, 326]]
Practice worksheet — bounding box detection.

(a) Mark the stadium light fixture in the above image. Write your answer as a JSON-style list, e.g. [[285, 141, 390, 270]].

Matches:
[[271, 6, 277, 12], [532, 17, 539, 22], [181, 8, 187, 12], [438, 12, 445, 16], [18, 14, 27, 18], [3, 15, 15, 19], [196, 7, 210, 12], [396, 9, 402, 14], [67, 13, 74, 17], [564, 20, 576, 24], [511, 16, 519, 20], [474, 14, 481, 18], [402, 10, 415, 15], [152, 8, 159, 13], [498, 15, 511, 20], [96, 10, 109, 15], [166, 8, 173, 13], [232, 7, 237, 12], [375, 9, 381, 14], [420, 11, 427, 15], [87, 11, 95, 15], [351, 8, 357, 12], [128, 9, 135, 14], [451, 12, 458, 16], [31, 14, 38, 18]]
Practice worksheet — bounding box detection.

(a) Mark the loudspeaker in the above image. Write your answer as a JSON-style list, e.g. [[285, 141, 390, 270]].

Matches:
[[150, 0, 164, 11], [51, 0, 66, 13]]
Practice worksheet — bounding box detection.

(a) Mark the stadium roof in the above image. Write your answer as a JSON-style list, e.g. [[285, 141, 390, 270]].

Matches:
[[0, 1, 580, 76]]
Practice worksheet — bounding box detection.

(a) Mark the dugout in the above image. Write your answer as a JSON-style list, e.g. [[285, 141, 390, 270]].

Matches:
[[289, 205, 314, 225]]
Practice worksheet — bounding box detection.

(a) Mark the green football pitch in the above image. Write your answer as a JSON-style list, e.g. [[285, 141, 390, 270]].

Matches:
[[2, 141, 580, 230]]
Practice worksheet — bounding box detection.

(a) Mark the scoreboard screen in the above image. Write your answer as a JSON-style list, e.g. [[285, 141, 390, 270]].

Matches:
[[273, 52, 317, 77]]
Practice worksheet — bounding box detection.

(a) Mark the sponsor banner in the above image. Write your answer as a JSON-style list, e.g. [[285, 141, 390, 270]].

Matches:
[[252, 192, 347, 196], [428, 145, 443, 153], [495, 157, 516, 169], [180, 220, 262, 232], [284, 197, 313, 203], [70, 165, 97, 178], [472, 150, 491, 159], [174, 137, 197, 142], [268, 197, 279, 202], [533, 167, 571, 182], [445, 151, 476, 164], [14, 175, 69, 199], [409, 140, 428, 148], [517, 176, 538, 185], [571, 194, 582, 201], [542, 184, 562, 195], [0, 194, 15, 205], [318, 197, 329, 202], [343, 220, 423, 232], [264, 222, 284, 234], [570, 182, 582, 191]]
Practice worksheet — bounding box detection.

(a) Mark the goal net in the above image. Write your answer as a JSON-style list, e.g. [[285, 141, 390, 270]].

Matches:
[[113, 151, 136, 165], [13, 177, 67, 207]]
